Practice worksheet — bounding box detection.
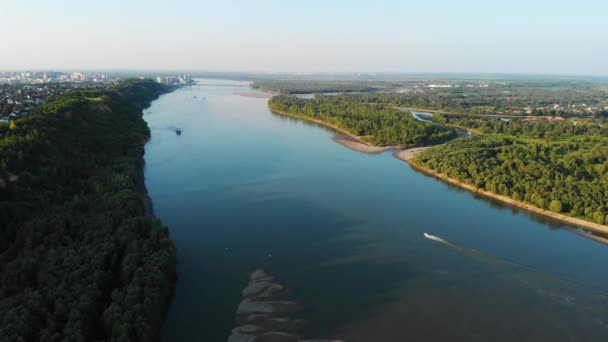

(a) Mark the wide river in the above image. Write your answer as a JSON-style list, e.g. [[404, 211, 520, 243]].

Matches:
[[143, 80, 608, 341]]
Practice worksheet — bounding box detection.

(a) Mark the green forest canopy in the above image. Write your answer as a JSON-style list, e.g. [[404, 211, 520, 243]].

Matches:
[[269, 96, 456, 145], [413, 124, 608, 226], [0, 79, 177, 342]]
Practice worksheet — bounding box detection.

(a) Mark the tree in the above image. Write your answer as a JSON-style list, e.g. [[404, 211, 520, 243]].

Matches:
[[594, 211, 605, 225], [512, 192, 522, 201], [549, 200, 563, 213]]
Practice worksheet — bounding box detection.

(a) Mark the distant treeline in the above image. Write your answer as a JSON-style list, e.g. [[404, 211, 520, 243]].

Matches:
[[252, 80, 380, 94], [337, 83, 608, 117], [268, 96, 456, 145], [253, 78, 608, 116], [0, 79, 177, 341]]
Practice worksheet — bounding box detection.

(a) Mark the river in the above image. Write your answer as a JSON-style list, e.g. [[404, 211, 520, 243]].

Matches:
[[410, 110, 434, 123], [143, 79, 608, 341]]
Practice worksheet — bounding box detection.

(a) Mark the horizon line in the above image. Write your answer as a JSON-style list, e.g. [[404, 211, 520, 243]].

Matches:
[[1, 69, 608, 79]]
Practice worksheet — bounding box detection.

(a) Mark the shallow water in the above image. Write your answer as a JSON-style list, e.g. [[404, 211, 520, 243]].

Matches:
[[143, 79, 608, 341]]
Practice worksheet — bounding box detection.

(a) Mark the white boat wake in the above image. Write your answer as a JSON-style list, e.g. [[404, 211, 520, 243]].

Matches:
[[423, 232, 459, 249]]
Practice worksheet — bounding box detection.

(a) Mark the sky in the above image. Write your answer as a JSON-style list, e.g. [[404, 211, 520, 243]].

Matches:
[[1, 0, 607, 75]]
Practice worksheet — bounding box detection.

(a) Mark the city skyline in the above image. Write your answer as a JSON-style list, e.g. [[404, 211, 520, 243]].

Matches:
[[2, 0, 608, 75]]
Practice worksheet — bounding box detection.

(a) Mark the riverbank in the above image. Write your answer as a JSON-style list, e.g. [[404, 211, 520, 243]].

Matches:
[[270, 107, 407, 154], [138, 157, 155, 217], [405, 160, 608, 235], [393, 147, 432, 161], [271, 102, 608, 236], [334, 134, 402, 154]]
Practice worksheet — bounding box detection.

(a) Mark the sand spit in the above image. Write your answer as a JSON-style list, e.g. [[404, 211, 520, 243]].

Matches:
[[228, 269, 343, 342], [393, 147, 432, 161], [333, 134, 403, 154]]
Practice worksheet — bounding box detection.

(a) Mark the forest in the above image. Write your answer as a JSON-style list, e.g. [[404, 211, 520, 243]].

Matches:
[[0, 79, 177, 341], [438, 115, 608, 137], [413, 121, 608, 226], [268, 95, 456, 145]]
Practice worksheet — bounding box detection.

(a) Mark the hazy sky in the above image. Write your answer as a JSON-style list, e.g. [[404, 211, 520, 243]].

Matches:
[[2, 0, 607, 75]]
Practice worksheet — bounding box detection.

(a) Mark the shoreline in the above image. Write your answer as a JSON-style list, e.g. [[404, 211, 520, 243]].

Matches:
[[138, 90, 177, 218], [405, 160, 608, 235], [138, 146, 155, 217], [393, 147, 432, 161], [333, 134, 404, 154], [270, 107, 407, 154], [138, 165, 155, 217], [269, 101, 608, 237]]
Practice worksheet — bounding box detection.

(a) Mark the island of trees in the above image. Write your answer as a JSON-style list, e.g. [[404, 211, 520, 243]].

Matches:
[[268, 96, 456, 145], [0, 79, 177, 341]]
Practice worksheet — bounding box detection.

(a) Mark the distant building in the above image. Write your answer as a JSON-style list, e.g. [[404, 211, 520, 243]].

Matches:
[[70, 72, 86, 81], [155, 75, 192, 85]]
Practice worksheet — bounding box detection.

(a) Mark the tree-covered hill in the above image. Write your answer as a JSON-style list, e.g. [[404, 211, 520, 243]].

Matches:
[[268, 96, 456, 145], [0, 79, 177, 341]]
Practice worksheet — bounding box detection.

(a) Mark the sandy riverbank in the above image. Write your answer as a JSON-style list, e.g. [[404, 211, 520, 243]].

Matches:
[[334, 134, 402, 154], [393, 147, 432, 161], [405, 160, 608, 235]]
